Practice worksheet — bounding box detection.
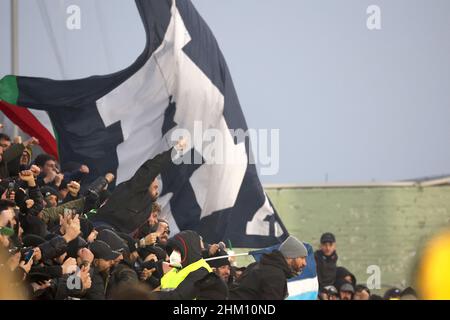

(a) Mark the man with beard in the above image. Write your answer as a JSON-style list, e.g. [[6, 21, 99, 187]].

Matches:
[[134, 203, 161, 247], [229, 236, 308, 300], [207, 249, 232, 286], [155, 218, 170, 249], [90, 139, 186, 234], [85, 240, 121, 300], [339, 282, 355, 300]]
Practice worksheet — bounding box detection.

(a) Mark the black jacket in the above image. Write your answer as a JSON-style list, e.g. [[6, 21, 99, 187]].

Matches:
[[90, 148, 173, 233], [156, 230, 211, 300], [105, 260, 139, 299], [229, 250, 293, 300], [314, 250, 338, 289], [84, 267, 109, 300], [39, 236, 68, 261]]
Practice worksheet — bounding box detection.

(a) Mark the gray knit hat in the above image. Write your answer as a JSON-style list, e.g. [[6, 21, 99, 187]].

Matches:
[[279, 236, 308, 258]]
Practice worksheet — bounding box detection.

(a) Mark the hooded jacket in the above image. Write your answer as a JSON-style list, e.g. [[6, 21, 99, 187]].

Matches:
[[314, 249, 338, 289], [90, 148, 173, 234], [84, 267, 109, 300], [0, 143, 25, 179], [156, 230, 212, 300], [229, 250, 293, 300], [334, 266, 357, 289]]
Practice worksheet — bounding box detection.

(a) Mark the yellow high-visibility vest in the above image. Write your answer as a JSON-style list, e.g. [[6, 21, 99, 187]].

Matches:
[[160, 259, 212, 290]]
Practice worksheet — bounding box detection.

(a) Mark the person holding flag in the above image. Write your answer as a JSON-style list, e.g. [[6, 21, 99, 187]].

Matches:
[[229, 236, 308, 300]]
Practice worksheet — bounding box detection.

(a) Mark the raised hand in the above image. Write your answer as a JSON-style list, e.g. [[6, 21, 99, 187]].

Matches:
[[23, 137, 39, 148], [67, 181, 81, 197]]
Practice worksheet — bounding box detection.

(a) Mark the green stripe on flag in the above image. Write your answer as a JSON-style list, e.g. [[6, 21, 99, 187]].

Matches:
[[0, 75, 19, 105], [50, 119, 61, 158]]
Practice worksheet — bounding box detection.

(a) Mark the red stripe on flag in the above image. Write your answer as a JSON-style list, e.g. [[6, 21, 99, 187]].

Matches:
[[0, 101, 58, 159]]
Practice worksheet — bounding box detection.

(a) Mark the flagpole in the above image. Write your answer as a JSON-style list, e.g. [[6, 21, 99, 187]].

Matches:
[[11, 0, 19, 137], [204, 253, 249, 262]]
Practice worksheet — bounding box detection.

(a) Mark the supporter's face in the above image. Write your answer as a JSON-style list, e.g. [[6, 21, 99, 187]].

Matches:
[[340, 291, 353, 300], [158, 223, 169, 245], [235, 270, 244, 279], [0, 208, 15, 227], [148, 178, 159, 201], [329, 294, 338, 300], [0, 146, 3, 162], [20, 151, 30, 165], [130, 251, 140, 263], [0, 139, 11, 150], [344, 275, 353, 283], [96, 258, 112, 272], [216, 265, 231, 282], [320, 242, 336, 257], [288, 256, 307, 275], [87, 230, 98, 243], [59, 188, 69, 200], [43, 160, 57, 175], [112, 254, 123, 266], [319, 292, 329, 300], [354, 290, 370, 300], [148, 211, 158, 227], [46, 195, 58, 208], [33, 247, 42, 262]]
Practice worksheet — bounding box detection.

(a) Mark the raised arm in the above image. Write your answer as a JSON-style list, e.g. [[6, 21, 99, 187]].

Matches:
[[128, 138, 187, 193]]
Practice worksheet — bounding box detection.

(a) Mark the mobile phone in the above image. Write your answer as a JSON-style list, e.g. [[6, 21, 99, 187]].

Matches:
[[23, 249, 34, 264], [6, 182, 15, 198]]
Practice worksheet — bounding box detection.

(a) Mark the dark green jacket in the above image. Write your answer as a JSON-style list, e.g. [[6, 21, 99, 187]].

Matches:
[[0, 143, 25, 179]]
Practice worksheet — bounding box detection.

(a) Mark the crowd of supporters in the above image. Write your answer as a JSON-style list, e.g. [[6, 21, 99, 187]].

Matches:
[[0, 132, 418, 300]]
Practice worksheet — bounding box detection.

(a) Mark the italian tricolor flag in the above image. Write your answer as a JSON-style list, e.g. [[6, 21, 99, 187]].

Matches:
[[0, 75, 59, 158]]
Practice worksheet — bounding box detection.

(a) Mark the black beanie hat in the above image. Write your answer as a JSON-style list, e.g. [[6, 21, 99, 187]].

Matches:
[[22, 234, 46, 248], [22, 215, 48, 239], [66, 236, 88, 258], [138, 245, 167, 261], [117, 232, 138, 254], [207, 249, 230, 269], [97, 229, 128, 253]]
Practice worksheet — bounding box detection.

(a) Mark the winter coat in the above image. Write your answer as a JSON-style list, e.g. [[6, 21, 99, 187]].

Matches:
[[229, 250, 293, 300], [90, 148, 173, 234], [314, 249, 338, 289], [156, 230, 212, 300]]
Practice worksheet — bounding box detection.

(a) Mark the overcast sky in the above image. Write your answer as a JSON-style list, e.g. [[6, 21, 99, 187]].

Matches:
[[1, 0, 450, 184]]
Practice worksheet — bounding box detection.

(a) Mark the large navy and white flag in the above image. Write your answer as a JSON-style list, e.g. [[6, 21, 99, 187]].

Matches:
[[0, 0, 288, 247]]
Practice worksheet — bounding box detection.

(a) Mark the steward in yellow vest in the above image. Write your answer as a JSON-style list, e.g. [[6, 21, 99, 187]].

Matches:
[[156, 230, 212, 300]]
